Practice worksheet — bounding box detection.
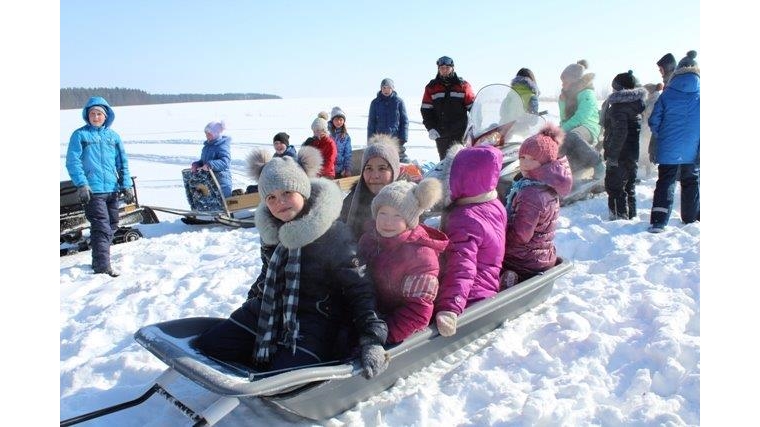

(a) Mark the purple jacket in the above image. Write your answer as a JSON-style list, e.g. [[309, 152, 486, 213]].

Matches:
[[504, 157, 572, 273], [359, 224, 449, 344], [437, 145, 507, 315]]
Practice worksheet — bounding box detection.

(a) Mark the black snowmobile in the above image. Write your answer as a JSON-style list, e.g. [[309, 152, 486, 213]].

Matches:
[[60, 176, 159, 256]]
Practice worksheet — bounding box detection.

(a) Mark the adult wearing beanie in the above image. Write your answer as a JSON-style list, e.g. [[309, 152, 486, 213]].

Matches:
[[368, 78, 410, 163], [647, 50, 700, 233], [340, 134, 402, 239], [502, 124, 572, 287], [600, 70, 647, 220], [557, 59, 604, 181], [194, 145, 390, 379], [191, 120, 233, 197]]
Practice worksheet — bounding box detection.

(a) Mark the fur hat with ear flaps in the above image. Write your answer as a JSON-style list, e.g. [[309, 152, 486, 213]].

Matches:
[[371, 178, 443, 229], [247, 145, 323, 201]]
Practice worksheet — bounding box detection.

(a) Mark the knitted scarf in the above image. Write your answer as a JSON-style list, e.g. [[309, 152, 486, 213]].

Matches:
[[505, 178, 545, 218], [253, 244, 302, 363]]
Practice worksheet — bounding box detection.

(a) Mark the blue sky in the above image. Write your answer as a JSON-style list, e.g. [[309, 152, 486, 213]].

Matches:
[[59, 0, 700, 99]]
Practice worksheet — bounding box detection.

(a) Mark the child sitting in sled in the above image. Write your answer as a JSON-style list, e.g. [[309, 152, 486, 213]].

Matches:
[[501, 124, 572, 288], [193, 146, 389, 379], [434, 145, 507, 337], [358, 178, 449, 344]]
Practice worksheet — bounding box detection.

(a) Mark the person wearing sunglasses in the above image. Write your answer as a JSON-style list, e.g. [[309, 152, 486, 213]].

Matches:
[[421, 55, 475, 160]]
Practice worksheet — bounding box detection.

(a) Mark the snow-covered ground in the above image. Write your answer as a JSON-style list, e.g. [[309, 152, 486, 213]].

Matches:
[[59, 97, 700, 426]]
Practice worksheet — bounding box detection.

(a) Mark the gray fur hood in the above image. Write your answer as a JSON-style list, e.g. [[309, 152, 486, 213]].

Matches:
[[255, 178, 343, 248], [607, 87, 647, 104]]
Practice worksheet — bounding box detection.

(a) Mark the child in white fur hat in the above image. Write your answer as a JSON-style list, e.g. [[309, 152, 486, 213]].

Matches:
[[358, 178, 449, 344], [194, 145, 389, 379]]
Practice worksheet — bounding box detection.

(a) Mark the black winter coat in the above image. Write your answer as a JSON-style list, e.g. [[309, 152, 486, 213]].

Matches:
[[601, 87, 647, 163]]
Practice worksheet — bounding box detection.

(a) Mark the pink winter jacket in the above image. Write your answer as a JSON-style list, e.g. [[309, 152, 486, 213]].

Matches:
[[358, 224, 449, 344], [436, 145, 507, 315], [504, 157, 572, 274]]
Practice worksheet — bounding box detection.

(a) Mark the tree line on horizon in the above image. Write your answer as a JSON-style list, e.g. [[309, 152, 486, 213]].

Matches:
[[60, 87, 281, 110]]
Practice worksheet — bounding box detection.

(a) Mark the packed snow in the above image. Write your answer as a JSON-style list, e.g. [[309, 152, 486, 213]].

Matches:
[[59, 96, 699, 426]]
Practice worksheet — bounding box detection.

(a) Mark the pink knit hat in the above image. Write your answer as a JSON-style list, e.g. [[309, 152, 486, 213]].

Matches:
[[519, 124, 564, 165]]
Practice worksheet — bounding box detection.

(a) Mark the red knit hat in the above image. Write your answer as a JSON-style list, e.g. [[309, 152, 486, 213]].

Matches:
[[519, 124, 565, 165]]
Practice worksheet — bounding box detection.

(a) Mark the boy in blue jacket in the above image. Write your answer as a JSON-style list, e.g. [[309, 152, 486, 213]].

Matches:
[[66, 96, 133, 277]]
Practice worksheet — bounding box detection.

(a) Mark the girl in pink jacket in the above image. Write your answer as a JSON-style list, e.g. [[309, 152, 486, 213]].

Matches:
[[502, 124, 572, 288], [435, 145, 506, 337], [358, 178, 449, 344]]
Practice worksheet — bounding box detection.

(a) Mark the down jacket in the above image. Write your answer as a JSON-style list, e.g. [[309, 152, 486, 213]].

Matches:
[[248, 178, 387, 356], [66, 96, 132, 193], [358, 224, 449, 344], [503, 157, 572, 275], [367, 90, 409, 142], [193, 135, 232, 196], [648, 66, 700, 165]]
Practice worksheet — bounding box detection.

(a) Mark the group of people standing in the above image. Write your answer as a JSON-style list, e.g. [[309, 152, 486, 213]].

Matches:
[[598, 51, 700, 232]]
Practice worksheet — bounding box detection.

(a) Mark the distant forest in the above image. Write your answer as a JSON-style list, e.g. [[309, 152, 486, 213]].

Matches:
[[60, 87, 281, 110]]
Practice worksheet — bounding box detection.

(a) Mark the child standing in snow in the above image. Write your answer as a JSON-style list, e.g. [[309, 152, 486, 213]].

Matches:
[[306, 112, 337, 178], [434, 145, 506, 337], [329, 107, 353, 178], [600, 70, 647, 220], [502, 124, 572, 287], [194, 146, 388, 379], [65, 96, 134, 277], [358, 178, 449, 344]]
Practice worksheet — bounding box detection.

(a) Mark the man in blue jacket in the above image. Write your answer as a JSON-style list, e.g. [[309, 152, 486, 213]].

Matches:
[[647, 51, 700, 233], [66, 96, 133, 276]]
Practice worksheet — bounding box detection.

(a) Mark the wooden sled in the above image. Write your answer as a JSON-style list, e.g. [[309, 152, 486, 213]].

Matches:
[[61, 260, 572, 425]]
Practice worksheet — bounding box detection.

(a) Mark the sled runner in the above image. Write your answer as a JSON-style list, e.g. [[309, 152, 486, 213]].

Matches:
[[60, 259, 572, 426], [60, 177, 159, 256]]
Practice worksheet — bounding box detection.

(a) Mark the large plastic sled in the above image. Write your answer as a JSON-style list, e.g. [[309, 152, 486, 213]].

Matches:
[[61, 259, 572, 426], [60, 176, 159, 255]]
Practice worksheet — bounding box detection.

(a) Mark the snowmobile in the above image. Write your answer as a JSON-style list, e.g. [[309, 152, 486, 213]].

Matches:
[[426, 83, 604, 206], [60, 177, 159, 256], [60, 259, 572, 426]]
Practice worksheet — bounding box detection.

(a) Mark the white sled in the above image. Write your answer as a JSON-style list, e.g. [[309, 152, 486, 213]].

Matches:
[[60, 259, 572, 426]]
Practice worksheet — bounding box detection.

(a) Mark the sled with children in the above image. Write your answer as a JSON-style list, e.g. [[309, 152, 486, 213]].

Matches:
[[60, 259, 572, 426]]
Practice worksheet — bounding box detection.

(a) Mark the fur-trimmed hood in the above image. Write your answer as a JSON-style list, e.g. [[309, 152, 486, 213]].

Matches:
[[607, 87, 647, 104], [510, 75, 539, 95], [255, 178, 344, 248]]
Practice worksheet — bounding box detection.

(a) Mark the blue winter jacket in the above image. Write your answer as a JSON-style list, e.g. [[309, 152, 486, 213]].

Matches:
[[193, 135, 232, 196], [329, 127, 353, 175], [648, 67, 700, 164], [367, 91, 409, 142], [66, 96, 132, 193]]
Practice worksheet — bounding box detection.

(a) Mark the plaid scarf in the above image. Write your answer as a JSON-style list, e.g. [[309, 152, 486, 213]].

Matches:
[[253, 244, 302, 364]]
